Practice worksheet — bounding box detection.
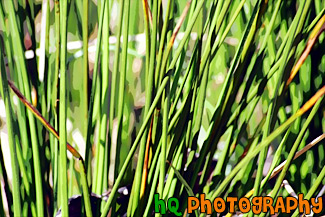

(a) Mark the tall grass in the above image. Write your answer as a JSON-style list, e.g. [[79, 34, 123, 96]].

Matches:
[[0, 0, 325, 217]]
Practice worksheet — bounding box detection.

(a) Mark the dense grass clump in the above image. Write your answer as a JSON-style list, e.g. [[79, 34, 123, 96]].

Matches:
[[0, 0, 325, 216]]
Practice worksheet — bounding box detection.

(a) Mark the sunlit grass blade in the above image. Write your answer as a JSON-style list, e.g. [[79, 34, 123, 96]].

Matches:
[[85, 0, 107, 183], [82, 0, 89, 128], [58, 1, 69, 214], [286, 15, 325, 86], [93, 0, 110, 198]]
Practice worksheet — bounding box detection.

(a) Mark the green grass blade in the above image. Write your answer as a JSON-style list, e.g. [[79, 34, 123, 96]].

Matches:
[[0, 43, 22, 217], [59, 0, 69, 215]]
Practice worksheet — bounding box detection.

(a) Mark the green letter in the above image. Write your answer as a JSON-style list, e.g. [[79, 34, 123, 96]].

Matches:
[[154, 194, 166, 214], [168, 197, 181, 216]]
